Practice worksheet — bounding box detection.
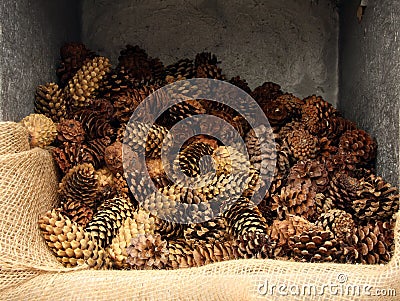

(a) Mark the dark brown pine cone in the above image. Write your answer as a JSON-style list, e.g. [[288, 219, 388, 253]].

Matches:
[[184, 217, 229, 243], [105, 141, 123, 175], [289, 229, 340, 262], [60, 198, 94, 228], [327, 172, 362, 210], [56, 119, 86, 143], [52, 142, 96, 174], [251, 82, 283, 108], [277, 120, 303, 142], [301, 95, 339, 136], [90, 98, 114, 119], [316, 209, 355, 241], [337, 129, 377, 169], [158, 99, 205, 128], [111, 87, 145, 124], [262, 98, 290, 126], [83, 137, 112, 169], [229, 76, 252, 94], [325, 116, 356, 144], [196, 63, 225, 80], [351, 174, 399, 222], [73, 109, 115, 140], [271, 181, 316, 219], [154, 217, 185, 239], [276, 93, 304, 119], [195, 52, 219, 66], [56, 42, 97, 87], [287, 159, 329, 193], [165, 58, 196, 82], [286, 127, 319, 161]]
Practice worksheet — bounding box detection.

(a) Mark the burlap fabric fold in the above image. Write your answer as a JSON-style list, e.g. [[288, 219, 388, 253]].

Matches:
[[0, 121, 398, 300]]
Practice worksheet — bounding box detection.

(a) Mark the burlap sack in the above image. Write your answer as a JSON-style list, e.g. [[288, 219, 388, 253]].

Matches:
[[0, 121, 398, 300]]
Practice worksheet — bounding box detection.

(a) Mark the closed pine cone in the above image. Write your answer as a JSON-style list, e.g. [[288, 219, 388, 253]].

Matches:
[[154, 217, 185, 239], [20, 113, 57, 148], [288, 229, 340, 262], [105, 142, 123, 174], [286, 127, 319, 161], [34, 83, 67, 122], [316, 209, 355, 241], [60, 198, 94, 228], [38, 209, 109, 269], [287, 159, 329, 193], [107, 209, 156, 269], [58, 163, 100, 209], [56, 119, 86, 143], [73, 109, 114, 140], [184, 217, 230, 243], [52, 142, 95, 174]]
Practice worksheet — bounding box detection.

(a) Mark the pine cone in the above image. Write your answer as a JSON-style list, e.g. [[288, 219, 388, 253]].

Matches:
[[271, 181, 316, 219], [251, 82, 283, 108], [234, 232, 272, 259], [111, 87, 145, 123], [196, 63, 225, 80], [223, 197, 268, 238], [289, 230, 339, 262], [286, 127, 319, 161], [165, 58, 196, 82], [154, 217, 185, 239], [56, 42, 96, 86], [276, 93, 304, 119], [212, 146, 250, 176], [287, 159, 329, 193], [105, 142, 123, 174], [20, 114, 57, 148], [52, 142, 96, 174], [184, 217, 229, 242], [301, 95, 339, 136], [56, 119, 86, 143], [195, 52, 219, 66], [58, 163, 100, 209], [262, 98, 290, 126], [85, 197, 135, 248], [158, 99, 205, 128], [73, 109, 114, 140], [316, 209, 355, 241], [267, 214, 318, 257], [126, 234, 169, 270], [60, 198, 93, 228], [229, 76, 251, 94], [83, 137, 112, 168], [337, 129, 377, 169], [34, 83, 67, 122], [351, 174, 399, 222], [342, 221, 394, 264], [38, 209, 108, 269], [107, 210, 156, 269], [328, 172, 362, 210], [314, 193, 335, 216], [96, 167, 117, 201], [66, 56, 111, 109], [114, 172, 131, 200]]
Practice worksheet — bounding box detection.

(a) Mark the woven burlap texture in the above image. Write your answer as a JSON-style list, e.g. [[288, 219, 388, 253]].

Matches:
[[0, 121, 398, 301]]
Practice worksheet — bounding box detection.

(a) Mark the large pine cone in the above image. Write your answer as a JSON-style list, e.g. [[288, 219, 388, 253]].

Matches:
[[52, 142, 96, 174], [38, 209, 109, 269], [316, 209, 355, 241], [286, 127, 319, 161], [34, 83, 67, 122], [73, 109, 115, 140], [20, 114, 57, 148], [85, 197, 135, 248], [287, 159, 329, 193]]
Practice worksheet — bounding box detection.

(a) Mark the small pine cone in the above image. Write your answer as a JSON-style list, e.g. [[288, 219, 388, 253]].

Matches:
[[126, 234, 169, 270], [229, 76, 251, 94], [328, 172, 361, 210], [174, 142, 215, 178], [56, 119, 86, 143], [245, 124, 277, 180], [155, 217, 185, 239], [108, 210, 156, 269], [212, 146, 250, 176], [262, 98, 290, 126], [275, 143, 291, 178], [276, 93, 304, 118], [83, 137, 112, 169], [223, 197, 268, 238], [105, 142, 123, 174], [111, 87, 144, 123], [89, 98, 114, 118], [314, 193, 335, 216], [337, 129, 377, 168], [74, 109, 114, 140], [52, 142, 95, 174], [289, 230, 339, 262], [342, 221, 394, 264], [59, 163, 100, 209], [195, 52, 218, 66], [301, 95, 339, 136], [165, 58, 196, 81], [124, 122, 173, 159], [184, 217, 229, 242], [234, 232, 273, 259], [251, 82, 283, 108], [196, 63, 225, 80], [20, 114, 57, 148], [286, 128, 319, 161], [272, 181, 316, 219], [316, 209, 355, 241], [38, 209, 107, 269], [85, 197, 135, 248], [34, 83, 67, 122], [56, 42, 96, 86], [287, 159, 329, 192], [66, 57, 111, 109], [351, 174, 399, 222], [60, 198, 94, 227]]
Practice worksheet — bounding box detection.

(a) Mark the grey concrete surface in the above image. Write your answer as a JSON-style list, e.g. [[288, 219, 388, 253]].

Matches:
[[0, 0, 80, 121], [81, 0, 339, 105], [339, 0, 399, 187]]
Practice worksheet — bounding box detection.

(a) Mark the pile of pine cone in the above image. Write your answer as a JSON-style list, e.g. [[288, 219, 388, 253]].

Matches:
[[20, 42, 399, 270]]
